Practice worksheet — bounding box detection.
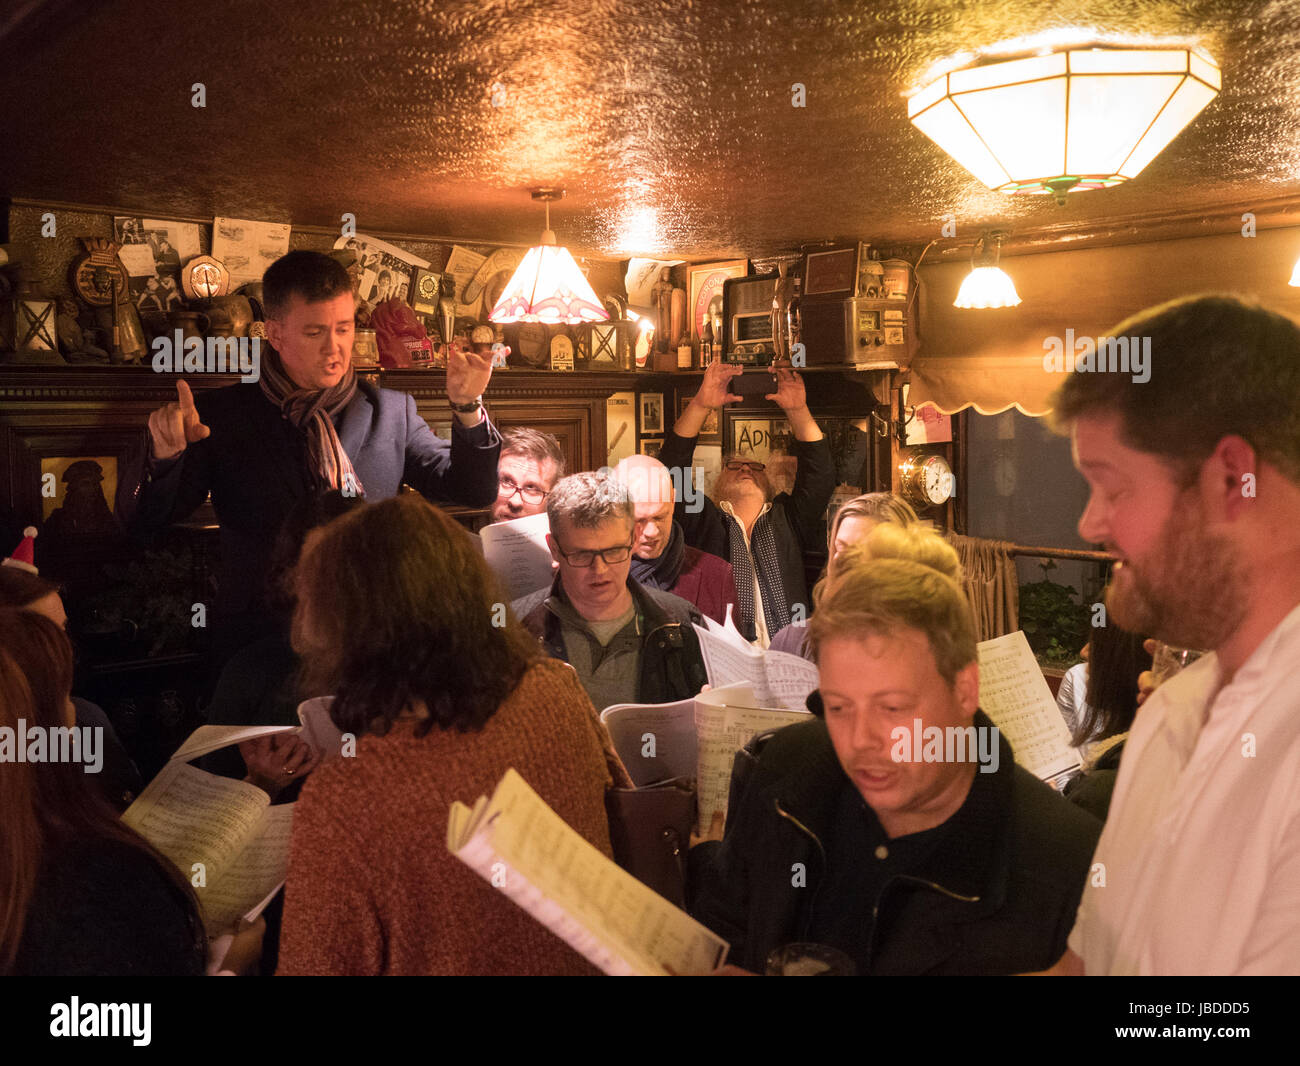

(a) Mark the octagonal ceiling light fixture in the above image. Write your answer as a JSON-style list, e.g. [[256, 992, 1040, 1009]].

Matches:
[[908, 45, 1221, 204]]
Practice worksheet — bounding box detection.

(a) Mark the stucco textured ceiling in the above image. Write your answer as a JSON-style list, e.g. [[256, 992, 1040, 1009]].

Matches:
[[1, 0, 1298, 259]]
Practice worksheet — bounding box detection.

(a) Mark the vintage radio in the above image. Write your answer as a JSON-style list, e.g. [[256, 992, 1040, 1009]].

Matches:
[[720, 271, 778, 365], [798, 245, 912, 369]]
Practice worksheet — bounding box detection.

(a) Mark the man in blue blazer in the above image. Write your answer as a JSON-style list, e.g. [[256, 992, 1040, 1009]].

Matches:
[[118, 250, 501, 666]]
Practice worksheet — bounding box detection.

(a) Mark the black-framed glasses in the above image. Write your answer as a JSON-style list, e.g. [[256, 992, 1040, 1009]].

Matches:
[[553, 540, 634, 568], [724, 460, 766, 473], [498, 475, 549, 504]]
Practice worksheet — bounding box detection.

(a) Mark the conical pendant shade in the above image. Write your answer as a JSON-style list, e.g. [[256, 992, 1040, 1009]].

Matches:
[[489, 242, 609, 324]]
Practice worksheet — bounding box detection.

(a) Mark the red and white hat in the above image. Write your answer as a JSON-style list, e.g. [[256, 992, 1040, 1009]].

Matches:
[[3, 526, 38, 574]]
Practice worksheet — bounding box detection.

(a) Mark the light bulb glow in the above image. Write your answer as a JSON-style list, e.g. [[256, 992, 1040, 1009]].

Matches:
[[489, 243, 609, 324], [1289, 256, 1300, 287], [954, 267, 1022, 309]]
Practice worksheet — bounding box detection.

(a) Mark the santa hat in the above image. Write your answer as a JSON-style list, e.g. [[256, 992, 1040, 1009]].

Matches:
[[3, 526, 38, 574]]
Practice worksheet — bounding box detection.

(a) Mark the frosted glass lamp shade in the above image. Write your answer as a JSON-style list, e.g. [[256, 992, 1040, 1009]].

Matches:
[[909, 47, 1220, 198]]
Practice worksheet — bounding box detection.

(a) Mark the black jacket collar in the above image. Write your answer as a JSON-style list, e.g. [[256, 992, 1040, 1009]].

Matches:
[[767, 709, 1014, 914]]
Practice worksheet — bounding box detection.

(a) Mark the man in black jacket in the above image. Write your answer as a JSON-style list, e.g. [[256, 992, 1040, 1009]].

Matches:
[[657, 361, 834, 645], [688, 544, 1101, 975], [511, 471, 707, 711], [117, 251, 500, 668]]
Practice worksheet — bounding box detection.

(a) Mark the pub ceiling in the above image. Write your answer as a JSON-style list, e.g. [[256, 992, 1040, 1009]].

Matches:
[[2, 0, 1298, 261]]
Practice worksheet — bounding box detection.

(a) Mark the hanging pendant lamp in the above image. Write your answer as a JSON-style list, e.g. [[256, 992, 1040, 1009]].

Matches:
[[908, 45, 1221, 204], [954, 233, 1021, 309], [489, 189, 609, 325]]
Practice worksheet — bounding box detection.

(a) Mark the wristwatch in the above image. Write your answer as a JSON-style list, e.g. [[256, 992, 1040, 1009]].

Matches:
[[448, 395, 484, 414]]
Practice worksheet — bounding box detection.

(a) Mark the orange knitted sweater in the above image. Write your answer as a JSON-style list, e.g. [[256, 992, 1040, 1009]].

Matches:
[[276, 658, 631, 976]]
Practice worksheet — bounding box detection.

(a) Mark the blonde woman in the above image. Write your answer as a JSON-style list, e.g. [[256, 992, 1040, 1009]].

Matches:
[[767, 493, 920, 658]]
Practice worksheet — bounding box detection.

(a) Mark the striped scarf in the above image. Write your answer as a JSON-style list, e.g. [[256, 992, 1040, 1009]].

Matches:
[[258, 347, 363, 494]]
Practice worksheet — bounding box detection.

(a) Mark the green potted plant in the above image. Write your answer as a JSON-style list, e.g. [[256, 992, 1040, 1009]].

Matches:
[[1018, 559, 1089, 668]]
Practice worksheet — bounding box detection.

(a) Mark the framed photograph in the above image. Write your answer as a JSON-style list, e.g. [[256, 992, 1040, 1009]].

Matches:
[[687, 259, 747, 343], [676, 393, 720, 443], [639, 438, 663, 458], [606, 391, 636, 466], [639, 392, 664, 435]]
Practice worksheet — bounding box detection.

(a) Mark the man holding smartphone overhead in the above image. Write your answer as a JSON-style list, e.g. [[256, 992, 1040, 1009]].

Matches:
[[657, 361, 834, 646]]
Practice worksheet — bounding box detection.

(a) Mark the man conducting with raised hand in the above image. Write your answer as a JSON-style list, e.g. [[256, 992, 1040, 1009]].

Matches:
[[1048, 295, 1300, 976], [658, 361, 834, 646], [119, 250, 501, 669], [612, 454, 737, 625]]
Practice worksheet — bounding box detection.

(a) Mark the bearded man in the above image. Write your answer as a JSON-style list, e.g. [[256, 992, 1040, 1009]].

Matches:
[[1047, 295, 1300, 976]]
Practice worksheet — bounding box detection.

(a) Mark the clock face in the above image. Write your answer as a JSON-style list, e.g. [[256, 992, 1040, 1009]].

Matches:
[[920, 455, 955, 505]]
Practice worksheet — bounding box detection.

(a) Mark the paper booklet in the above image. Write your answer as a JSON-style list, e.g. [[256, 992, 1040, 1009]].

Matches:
[[693, 607, 820, 711], [479, 510, 555, 602], [601, 682, 810, 834], [123, 697, 343, 938], [976, 631, 1084, 784], [447, 768, 728, 976]]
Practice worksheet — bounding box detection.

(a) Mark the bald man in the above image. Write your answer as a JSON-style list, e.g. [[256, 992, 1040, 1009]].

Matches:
[[613, 454, 737, 625]]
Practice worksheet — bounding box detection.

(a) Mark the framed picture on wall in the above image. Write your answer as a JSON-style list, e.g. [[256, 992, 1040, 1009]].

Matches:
[[688, 259, 748, 344], [639, 438, 663, 458], [606, 391, 636, 466], [639, 392, 664, 435], [676, 393, 721, 443]]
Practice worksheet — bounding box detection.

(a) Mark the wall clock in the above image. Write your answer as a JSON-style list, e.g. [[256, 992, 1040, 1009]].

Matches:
[[900, 453, 955, 507]]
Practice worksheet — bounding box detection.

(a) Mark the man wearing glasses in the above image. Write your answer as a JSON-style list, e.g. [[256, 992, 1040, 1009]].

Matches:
[[512, 471, 708, 712], [489, 428, 566, 524], [659, 361, 835, 646]]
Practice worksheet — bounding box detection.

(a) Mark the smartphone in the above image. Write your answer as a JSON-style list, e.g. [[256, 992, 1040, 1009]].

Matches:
[[725, 369, 778, 399]]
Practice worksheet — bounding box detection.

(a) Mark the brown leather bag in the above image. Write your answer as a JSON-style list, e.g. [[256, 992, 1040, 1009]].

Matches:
[[604, 778, 696, 908]]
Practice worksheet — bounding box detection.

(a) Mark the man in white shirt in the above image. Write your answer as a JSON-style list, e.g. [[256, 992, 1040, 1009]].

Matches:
[[1046, 294, 1300, 975]]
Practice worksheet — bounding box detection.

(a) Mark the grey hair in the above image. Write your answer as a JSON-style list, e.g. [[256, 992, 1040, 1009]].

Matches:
[[546, 471, 634, 534]]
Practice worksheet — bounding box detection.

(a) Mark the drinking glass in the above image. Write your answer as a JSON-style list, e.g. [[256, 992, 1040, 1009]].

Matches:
[[1150, 643, 1205, 684], [764, 943, 856, 976]]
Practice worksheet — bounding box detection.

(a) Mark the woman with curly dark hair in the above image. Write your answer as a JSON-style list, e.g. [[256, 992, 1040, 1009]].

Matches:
[[0, 609, 206, 975], [276, 493, 630, 975]]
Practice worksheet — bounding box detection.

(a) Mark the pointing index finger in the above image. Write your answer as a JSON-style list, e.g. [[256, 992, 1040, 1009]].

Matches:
[[176, 378, 196, 411]]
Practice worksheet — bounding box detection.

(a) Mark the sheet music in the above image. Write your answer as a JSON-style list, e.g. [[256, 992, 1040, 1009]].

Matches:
[[195, 804, 295, 933], [123, 762, 270, 889], [480, 511, 555, 601], [976, 631, 1082, 781], [169, 724, 296, 765], [694, 624, 819, 710], [703, 607, 750, 650], [694, 685, 809, 833], [599, 699, 697, 786], [451, 770, 727, 976]]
